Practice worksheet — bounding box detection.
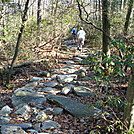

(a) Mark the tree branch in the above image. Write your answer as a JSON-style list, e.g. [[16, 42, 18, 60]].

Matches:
[[76, 0, 112, 41]]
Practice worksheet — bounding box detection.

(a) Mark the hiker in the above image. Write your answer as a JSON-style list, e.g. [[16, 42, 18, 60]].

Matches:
[[71, 27, 77, 43], [77, 27, 86, 51]]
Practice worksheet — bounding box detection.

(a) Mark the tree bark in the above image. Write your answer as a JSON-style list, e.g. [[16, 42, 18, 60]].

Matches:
[[102, 0, 110, 58], [124, 69, 134, 131], [6, 0, 30, 84], [123, 0, 134, 35], [37, 0, 41, 27]]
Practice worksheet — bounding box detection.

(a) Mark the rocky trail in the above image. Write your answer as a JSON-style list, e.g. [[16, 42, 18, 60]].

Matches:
[[0, 41, 126, 134]]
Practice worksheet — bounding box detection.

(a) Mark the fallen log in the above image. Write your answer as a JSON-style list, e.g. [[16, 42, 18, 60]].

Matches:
[[0, 59, 48, 70]]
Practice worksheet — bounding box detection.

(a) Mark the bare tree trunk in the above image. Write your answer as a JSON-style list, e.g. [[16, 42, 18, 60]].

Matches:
[[32, 0, 34, 16], [51, 0, 59, 37], [124, 69, 134, 131], [6, 0, 30, 84], [1, 4, 5, 36], [42, 0, 45, 17], [102, 0, 110, 58], [98, 0, 101, 23], [123, 0, 133, 35], [37, 0, 41, 27], [123, 0, 128, 8]]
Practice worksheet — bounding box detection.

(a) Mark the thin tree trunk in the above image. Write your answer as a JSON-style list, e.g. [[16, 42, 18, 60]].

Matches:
[[6, 0, 30, 84], [123, 0, 134, 35], [124, 0, 128, 8], [124, 69, 134, 131], [37, 0, 41, 27], [32, 0, 34, 16], [102, 0, 110, 58], [42, 0, 45, 17], [98, 0, 101, 22], [2, 4, 5, 36]]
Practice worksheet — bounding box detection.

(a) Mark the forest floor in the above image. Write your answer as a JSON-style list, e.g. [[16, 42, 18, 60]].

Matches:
[[0, 40, 129, 134]]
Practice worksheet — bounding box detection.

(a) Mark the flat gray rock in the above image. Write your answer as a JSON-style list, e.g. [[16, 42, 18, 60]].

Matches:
[[0, 116, 11, 126], [11, 91, 46, 107], [0, 105, 12, 116], [13, 123, 32, 129], [56, 74, 76, 83], [14, 104, 32, 120], [23, 82, 38, 88], [61, 84, 73, 95], [1, 125, 27, 134], [42, 87, 61, 95], [73, 57, 83, 62], [64, 61, 75, 65], [30, 77, 44, 81], [1, 123, 33, 129], [53, 107, 63, 115], [43, 80, 59, 87], [33, 123, 41, 132], [73, 86, 95, 97], [41, 120, 60, 130], [47, 95, 101, 118]]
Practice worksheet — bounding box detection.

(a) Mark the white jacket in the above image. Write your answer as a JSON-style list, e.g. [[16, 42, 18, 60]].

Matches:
[[77, 30, 86, 39]]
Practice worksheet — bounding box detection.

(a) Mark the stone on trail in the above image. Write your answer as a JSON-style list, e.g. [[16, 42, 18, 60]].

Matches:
[[61, 84, 73, 95], [56, 74, 77, 83], [11, 90, 46, 107], [41, 120, 60, 130], [42, 87, 61, 95], [64, 61, 75, 65], [43, 80, 59, 87], [30, 77, 44, 81], [39, 71, 51, 77], [0, 116, 11, 126], [23, 81, 38, 88], [14, 88, 33, 94], [73, 56, 83, 62], [47, 95, 101, 118], [73, 86, 95, 97], [0, 105, 12, 116], [14, 104, 31, 120], [53, 107, 63, 115], [1, 125, 27, 134], [60, 67, 77, 74], [76, 69, 86, 78], [1, 123, 32, 129], [33, 123, 41, 132], [13, 123, 32, 129], [35, 111, 48, 122], [75, 53, 88, 59]]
